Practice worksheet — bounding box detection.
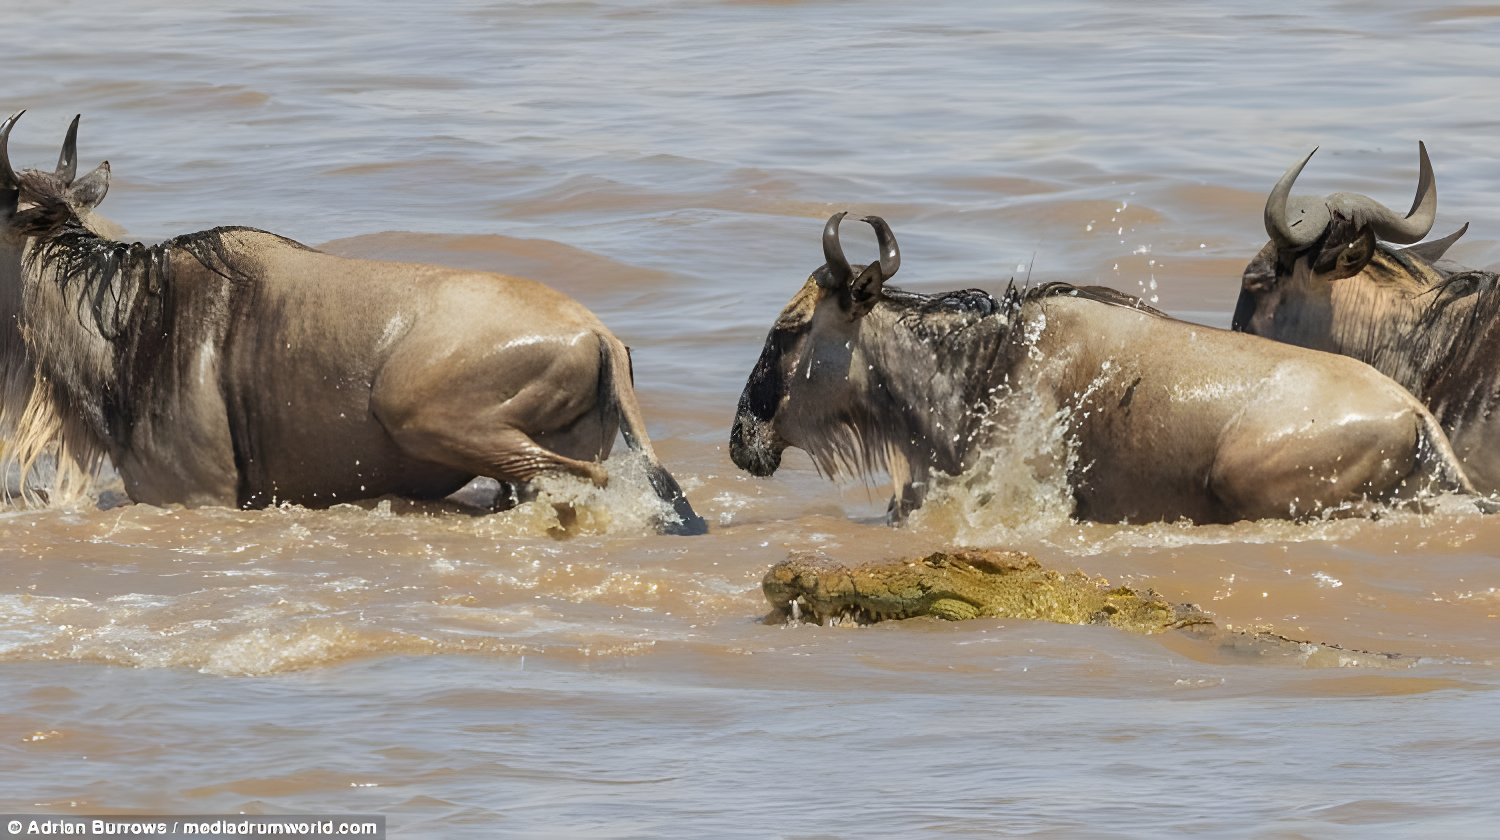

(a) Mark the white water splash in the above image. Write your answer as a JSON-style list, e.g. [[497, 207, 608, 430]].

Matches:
[[522, 450, 689, 537], [908, 381, 1078, 544]]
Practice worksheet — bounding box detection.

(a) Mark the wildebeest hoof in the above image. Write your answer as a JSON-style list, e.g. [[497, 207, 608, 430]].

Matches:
[[585, 463, 609, 488], [657, 505, 709, 537]]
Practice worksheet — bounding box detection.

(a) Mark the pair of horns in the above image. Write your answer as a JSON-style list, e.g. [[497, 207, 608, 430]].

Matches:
[[1265, 142, 1437, 250], [816, 211, 901, 289], [1, 111, 84, 190]]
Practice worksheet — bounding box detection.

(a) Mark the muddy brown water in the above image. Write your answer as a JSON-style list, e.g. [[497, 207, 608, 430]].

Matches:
[[4, 1, 1500, 837]]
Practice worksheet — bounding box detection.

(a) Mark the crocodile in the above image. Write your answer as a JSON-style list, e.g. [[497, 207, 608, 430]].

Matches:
[[762, 549, 1415, 667], [763, 548, 1213, 634]]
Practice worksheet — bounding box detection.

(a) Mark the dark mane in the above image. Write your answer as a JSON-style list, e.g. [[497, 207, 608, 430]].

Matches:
[[1367, 240, 1500, 331], [885, 285, 1002, 317], [1326, 243, 1500, 407], [1020, 280, 1171, 319], [877, 278, 1170, 348], [14, 168, 311, 340], [3, 170, 315, 500], [883, 286, 1002, 344], [22, 224, 296, 340], [1422, 266, 1500, 326], [877, 278, 1171, 371], [1414, 266, 1500, 429]]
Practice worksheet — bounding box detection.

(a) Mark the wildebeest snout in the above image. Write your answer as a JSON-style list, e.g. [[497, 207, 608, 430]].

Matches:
[[730, 411, 784, 476]]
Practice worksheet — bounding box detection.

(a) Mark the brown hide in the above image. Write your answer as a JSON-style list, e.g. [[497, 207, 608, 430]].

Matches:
[[1237, 239, 1500, 493], [734, 214, 1479, 524], [0, 113, 705, 534], [1234, 143, 1500, 493]]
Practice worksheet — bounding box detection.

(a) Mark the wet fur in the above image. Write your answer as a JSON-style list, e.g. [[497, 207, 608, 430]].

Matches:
[[736, 274, 1165, 491], [2, 167, 311, 501], [1238, 223, 1500, 489], [2, 166, 706, 532], [735, 259, 1476, 523]]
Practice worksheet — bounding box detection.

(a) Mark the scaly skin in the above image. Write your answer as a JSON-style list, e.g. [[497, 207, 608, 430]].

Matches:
[[762, 549, 1420, 668], [763, 549, 1214, 634]]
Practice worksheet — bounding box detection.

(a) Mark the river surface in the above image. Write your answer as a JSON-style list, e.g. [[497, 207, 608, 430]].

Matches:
[[4, 1, 1500, 837]]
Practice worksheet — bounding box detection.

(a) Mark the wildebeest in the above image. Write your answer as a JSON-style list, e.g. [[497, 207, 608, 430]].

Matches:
[[0, 111, 706, 534], [730, 212, 1480, 524], [1233, 143, 1500, 493]]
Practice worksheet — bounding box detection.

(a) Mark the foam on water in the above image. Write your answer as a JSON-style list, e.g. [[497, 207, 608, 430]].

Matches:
[[0, 449, 744, 675], [522, 449, 696, 537]]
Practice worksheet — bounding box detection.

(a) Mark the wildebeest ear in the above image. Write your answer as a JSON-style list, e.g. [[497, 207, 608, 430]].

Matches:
[[67, 161, 110, 213], [847, 262, 887, 318], [1401, 223, 1468, 264], [1327, 226, 1376, 281], [843, 215, 900, 318]]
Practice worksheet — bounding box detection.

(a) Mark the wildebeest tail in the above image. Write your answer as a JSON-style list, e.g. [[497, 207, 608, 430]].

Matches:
[[1411, 404, 1496, 511], [597, 334, 708, 535]]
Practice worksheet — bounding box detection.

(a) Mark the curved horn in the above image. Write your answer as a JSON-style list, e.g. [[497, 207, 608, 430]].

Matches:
[[1352, 141, 1436, 245], [1269, 143, 1438, 250], [0, 110, 23, 192], [1407, 141, 1436, 222], [861, 215, 900, 280], [1264, 147, 1330, 251], [55, 114, 79, 185], [816, 211, 853, 289], [1323, 142, 1436, 245]]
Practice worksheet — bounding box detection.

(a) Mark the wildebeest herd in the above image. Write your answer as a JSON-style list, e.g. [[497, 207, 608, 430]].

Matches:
[[3, 110, 1498, 532]]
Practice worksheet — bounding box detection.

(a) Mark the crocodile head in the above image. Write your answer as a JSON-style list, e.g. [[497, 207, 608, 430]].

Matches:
[[762, 549, 1214, 634]]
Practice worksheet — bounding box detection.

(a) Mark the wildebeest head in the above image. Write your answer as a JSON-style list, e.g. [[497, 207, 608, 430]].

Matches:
[[1231, 143, 1460, 349], [2, 113, 112, 387], [1, 112, 116, 369], [729, 212, 903, 479], [1, 112, 122, 501], [1, 112, 113, 243]]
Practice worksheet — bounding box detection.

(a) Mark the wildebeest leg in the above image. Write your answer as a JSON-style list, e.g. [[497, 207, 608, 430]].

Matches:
[[392, 421, 609, 488], [882, 453, 923, 525], [372, 340, 611, 489], [493, 429, 610, 485], [490, 481, 521, 512], [886, 483, 924, 525], [597, 336, 708, 535], [375, 332, 704, 534], [1384, 410, 1495, 512]]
